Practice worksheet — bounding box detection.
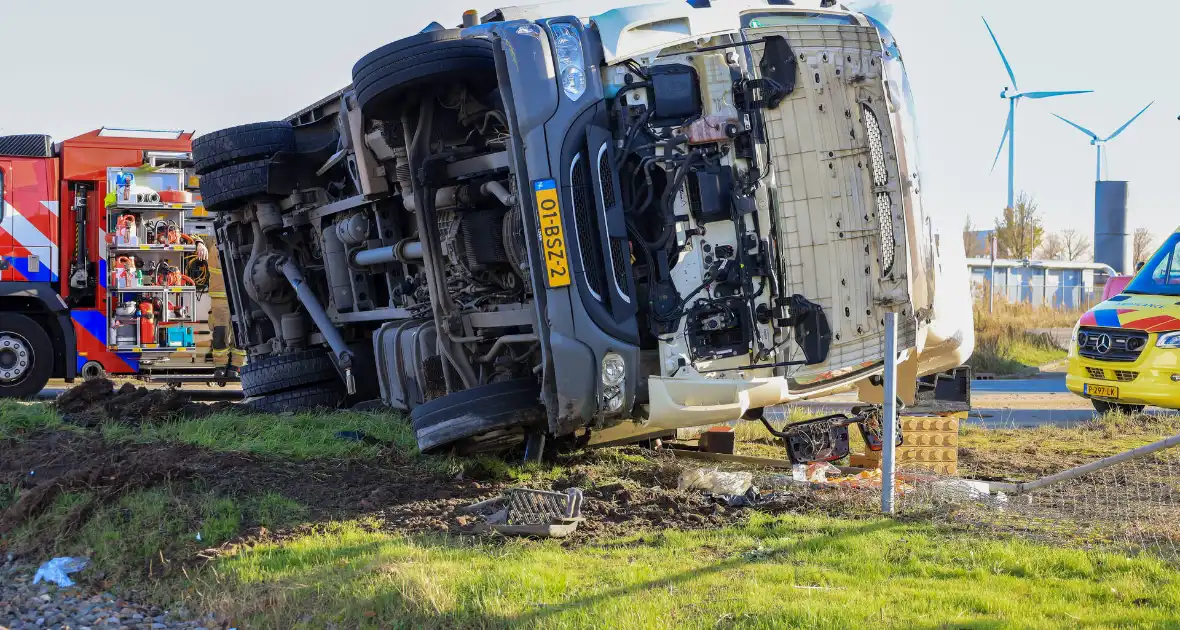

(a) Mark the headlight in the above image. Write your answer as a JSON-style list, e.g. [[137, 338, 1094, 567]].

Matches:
[[1157, 332, 1180, 348], [603, 386, 623, 412], [602, 353, 625, 386], [551, 23, 587, 101]]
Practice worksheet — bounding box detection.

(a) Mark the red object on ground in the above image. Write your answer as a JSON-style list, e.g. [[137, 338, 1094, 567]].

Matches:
[[138, 302, 156, 345], [158, 189, 192, 204]]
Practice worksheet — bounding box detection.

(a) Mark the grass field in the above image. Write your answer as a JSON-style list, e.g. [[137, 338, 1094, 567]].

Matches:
[[967, 301, 1076, 376], [4, 400, 1180, 629]]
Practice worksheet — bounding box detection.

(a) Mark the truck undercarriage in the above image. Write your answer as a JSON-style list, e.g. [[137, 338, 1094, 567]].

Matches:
[[199, 2, 971, 457]]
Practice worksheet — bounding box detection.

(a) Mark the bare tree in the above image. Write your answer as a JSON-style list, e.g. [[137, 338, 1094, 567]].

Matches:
[[1133, 228, 1155, 264], [1062, 228, 1092, 262], [1038, 232, 1065, 260], [994, 193, 1044, 259], [962, 217, 989, 257]]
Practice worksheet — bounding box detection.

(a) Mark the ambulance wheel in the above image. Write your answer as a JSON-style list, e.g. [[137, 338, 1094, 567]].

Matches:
[[0, 313, 53, 399], [1092, 400, 1145, 415], [80, 361, 106, 381]]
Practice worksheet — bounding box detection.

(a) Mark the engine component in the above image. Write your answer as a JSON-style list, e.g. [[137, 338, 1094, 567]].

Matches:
[[648, 64, 702, 126], [782, 295, 833, 365], [459, 209, 509, 270], [322, 223, 355, 312], [758, 36, 798, 110], [686, 167, 733, 224], [687, 298, 752, 361]]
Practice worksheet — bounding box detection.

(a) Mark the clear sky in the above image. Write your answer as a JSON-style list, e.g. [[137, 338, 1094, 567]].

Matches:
[[1, 0, 1176, 242]]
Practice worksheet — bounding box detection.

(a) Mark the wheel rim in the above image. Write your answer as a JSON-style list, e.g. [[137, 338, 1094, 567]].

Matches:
[[0, 332, 32, 384], [81, 361, 105, 381]]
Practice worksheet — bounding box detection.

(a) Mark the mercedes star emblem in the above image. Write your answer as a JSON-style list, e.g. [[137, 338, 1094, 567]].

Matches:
[[1096, 333, 1113, 354]]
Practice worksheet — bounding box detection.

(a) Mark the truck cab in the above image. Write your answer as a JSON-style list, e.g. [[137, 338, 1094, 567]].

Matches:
[[198, 0, 973, 454]]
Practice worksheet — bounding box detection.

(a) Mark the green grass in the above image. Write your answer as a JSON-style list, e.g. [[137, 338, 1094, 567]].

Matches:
[[0, 400, 64, 437], [104, 408, 420, 460], [968, 301, 1073, 376], [201, 513, 1180, 629]]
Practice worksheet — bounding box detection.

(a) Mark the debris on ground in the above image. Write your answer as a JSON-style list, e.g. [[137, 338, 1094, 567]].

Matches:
[[458, 488, 585, 538], [677, 468, 753, 495], [2, 556, 210, 629], [53, 378, 234, 427], [31, 557, 88, 588]]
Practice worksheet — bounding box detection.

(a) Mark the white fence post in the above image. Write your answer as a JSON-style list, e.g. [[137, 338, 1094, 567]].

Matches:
[[881, 311, 898, 514]]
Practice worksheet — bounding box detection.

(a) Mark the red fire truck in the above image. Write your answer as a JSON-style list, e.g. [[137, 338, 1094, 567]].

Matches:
[[0, 129, 226, 398]]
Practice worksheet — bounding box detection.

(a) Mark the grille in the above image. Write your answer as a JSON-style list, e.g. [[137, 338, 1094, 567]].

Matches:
[[570, 154, 604, 299], [1115, 370, 1139, 382], [598, 147, 615, 207], [863, 106, 895, 275], [609, 238, 628, 300], [1086, 367, 1107, 380], [1077, 327, 1149, 363]]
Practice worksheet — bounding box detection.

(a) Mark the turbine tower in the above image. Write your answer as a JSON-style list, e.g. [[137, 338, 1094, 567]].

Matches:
[[983, 17, 1092, 210], [1053, 103, 1154, 274], [1053, 102, 1154, 181]]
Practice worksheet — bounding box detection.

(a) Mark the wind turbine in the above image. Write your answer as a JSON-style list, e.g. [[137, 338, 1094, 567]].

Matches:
[[1052, 102, 1154, 181], [983, 17, 1093, 210]]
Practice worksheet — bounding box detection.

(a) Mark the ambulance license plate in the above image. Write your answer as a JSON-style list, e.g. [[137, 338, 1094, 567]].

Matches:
[[534, 179, 571, 288], [1085, 384, 1119, 399]]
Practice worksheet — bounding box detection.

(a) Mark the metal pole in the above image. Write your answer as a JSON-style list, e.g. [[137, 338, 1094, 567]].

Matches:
[[1007, 98, 1016, 212], [881, 311, 899, 514], [1017, 433, 1180, 493], [988, 233, 996, 313]]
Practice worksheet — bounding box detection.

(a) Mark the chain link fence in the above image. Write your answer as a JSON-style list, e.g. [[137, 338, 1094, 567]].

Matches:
[[894, 438, 1180, 562]]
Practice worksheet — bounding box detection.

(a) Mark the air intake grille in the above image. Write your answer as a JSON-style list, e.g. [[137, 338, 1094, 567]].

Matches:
[[1077, 327, 1149, 363], [599, 148, 615, 207], [610, 238, 628, 298], [1115, 370, 1139, 382], [863, 106, 895, 275], [570, 155, 604, 299], [1086, 367, 1106, 380]]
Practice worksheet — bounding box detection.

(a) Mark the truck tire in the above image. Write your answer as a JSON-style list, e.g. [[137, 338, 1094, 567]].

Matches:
[[198, 159, 292, 211], [411, 378, 544, 455], [240, 349, 340, 397], [192, 122, 295, 175], [1092, 399, 1145, 416], [0, 313, 53, 399], [244, 382, 345, 413], [352, 30, 496, 118]]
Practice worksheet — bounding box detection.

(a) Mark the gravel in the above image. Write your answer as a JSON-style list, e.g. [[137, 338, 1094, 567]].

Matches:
[[1, 556, 215, 630]]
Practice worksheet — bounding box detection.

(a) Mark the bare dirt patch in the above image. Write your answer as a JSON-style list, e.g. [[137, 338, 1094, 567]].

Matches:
[[53, 378, 235, 427]]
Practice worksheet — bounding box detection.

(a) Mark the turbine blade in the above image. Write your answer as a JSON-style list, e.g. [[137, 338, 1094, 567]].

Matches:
[[1017, 90, 1093, 99], [991, 109, 1013, 173], [1105, 101, 1154, 141], [1051, 113, 1098, 140], [982, 17, 1019, 90]]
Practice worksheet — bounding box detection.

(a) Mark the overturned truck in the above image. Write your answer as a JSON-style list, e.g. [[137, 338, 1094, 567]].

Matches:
[[197, 1, 974, 456]]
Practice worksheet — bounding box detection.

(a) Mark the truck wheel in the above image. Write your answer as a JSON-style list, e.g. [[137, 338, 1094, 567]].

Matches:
[[243, 382, 345, 413], [80, 361, 106, 381], [240, 349, 340, 397], [192, 122, 295, 175], [410, 378, 545, 455], [1092, 400, 1145, 415], [352, 30, 496, 118], [198, 158, 293, 211], [0, 313, 53, 399]]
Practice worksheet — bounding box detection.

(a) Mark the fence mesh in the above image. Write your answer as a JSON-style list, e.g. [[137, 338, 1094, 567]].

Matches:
[[894, 445, 1180, 562]]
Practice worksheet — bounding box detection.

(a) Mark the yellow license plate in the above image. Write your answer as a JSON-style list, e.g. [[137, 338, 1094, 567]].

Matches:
[[534, 179, 571, 288], [1086, 384, 1120, 399]]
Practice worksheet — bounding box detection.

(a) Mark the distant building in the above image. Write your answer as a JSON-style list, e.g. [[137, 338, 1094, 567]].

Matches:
[[967, 258, 1116, 310]]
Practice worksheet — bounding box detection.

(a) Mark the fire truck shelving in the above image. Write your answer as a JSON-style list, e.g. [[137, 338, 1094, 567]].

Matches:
[[0, 128, 234, 397]]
